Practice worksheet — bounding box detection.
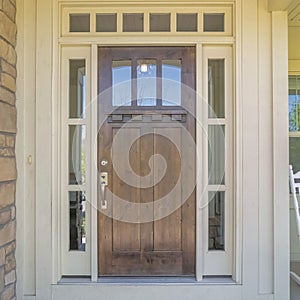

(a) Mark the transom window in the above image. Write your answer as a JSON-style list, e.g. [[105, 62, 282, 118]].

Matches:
[[61, 5, 233, 36]]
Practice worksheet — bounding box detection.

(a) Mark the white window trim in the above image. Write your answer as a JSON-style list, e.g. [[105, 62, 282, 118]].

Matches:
[[202, 45, 233, 276], [60, 46, 92, 275], [61, 4, 233, 37]]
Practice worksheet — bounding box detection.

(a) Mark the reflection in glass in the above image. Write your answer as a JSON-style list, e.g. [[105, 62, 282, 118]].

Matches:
[[290, 137, 300, 173], [204, 13, 225, 32], [289, 75, 300, 132], [176, 13, 197, 32], [112, 60, 132, 106], [162, 60, 181, 106], [69, 14, 90, 32], [69, 60, 86, 118], [137, 60, 156, 106], [208, 59, 225, 118], [208, 125, 225, 185], [123, 13, 144, 32], [69, 125, 86, 185], [208, 192, 225, 250], [150, 13, 170, 32], [69, 191, 86, 251], [96, 13, 117, 32]]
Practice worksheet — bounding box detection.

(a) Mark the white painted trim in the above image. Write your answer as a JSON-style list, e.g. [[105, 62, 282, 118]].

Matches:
[[61, 46, 91, 276], [196, 42, 203, 281], [50, 283, 278, 300], [232, 0, 242, 285], [258, 0, 273, 293], [58, 36, 236, 45], [52, 0, 61, 284], [271, 11, 290, 300], [202, 45, 233, 276], [35, 0, 53, 298]]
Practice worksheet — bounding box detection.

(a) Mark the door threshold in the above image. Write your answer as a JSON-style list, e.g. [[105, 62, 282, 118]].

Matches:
[[59, 276, 235, 285]]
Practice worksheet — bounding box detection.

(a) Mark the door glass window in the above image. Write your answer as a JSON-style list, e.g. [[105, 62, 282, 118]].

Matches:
[[69, 14, 90, 32], [123, 13, 144, 32], [208, 59, 225, 118], [208, 192, 225, 250], [137, 59, 157, 106], [69, 191, 86, 251], [69, 125, 86, 185], [208, 125, 225, 185], [162, 60, 182, 106], [69, 60, 86, 118], [150, 13, 171, 32], [96, 13, 117, 32], [204, 13, 225, 32], [176, 13, 198, 32], [112, 60, 132, 106]]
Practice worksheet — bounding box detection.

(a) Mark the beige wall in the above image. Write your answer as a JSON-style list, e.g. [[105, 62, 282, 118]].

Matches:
[[0, 0, 17, 299], [289, 26, 300, 61]]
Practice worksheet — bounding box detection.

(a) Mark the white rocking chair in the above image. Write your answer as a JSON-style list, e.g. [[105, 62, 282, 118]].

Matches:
[[289, 165, 300, 239], [289, 165, 300, 299]]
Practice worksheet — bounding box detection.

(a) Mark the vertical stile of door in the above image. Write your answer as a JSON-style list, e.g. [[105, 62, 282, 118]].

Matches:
[[91, 43, 98, 281], [196, 43, 204, 281]]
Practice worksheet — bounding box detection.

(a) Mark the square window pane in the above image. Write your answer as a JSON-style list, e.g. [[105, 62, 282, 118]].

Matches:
[[208, 59, 225, 118], [176, 13, 197, 32], [208, 192, 225, 251], [112, 60, 132, 106], [96, 13, 117, 32], [69, 125, 86, 185], [290, 137, 300, 173], [162, 60, 181, 106], [123, 13, 144, 32], [69, 14, 90, 32], [137, 60, 156, 106], [150, 13, 170, 32], [204, 13, 225, 32], [208, 125, 225, 185], [69, 191, 86, 251], [69, 60, 86, 118]]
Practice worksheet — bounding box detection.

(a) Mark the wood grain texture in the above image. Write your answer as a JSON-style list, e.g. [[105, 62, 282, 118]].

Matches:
[[98, 47, 196, 276]]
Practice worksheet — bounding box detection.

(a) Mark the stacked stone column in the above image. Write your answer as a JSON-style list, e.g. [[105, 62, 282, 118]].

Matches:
[[0, 0, 17, 299]]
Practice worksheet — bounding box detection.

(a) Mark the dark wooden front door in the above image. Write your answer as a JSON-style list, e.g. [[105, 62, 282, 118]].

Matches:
[[98, 47, 196, 276]]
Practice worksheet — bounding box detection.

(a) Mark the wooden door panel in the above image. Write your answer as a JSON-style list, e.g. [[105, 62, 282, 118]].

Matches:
[[98, 47, 195, 276], [112, 127, 141, 252], [153, 129, 182, 252], [111, 251, 183, 275]]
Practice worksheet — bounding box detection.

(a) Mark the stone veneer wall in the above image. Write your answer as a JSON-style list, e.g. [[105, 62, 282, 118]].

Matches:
[[0, 0, 17, 299]]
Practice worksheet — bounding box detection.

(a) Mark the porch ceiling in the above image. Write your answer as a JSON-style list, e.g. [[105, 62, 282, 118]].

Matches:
[[269, 0, 296, 11], [288, 0, 300, 22]]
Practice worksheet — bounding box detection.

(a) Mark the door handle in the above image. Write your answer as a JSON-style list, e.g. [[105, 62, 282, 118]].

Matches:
[[100, 172, 108, 209]]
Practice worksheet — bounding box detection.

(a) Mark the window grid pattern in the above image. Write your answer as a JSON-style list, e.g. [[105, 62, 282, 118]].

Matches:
[[62, 8, 232, 36]]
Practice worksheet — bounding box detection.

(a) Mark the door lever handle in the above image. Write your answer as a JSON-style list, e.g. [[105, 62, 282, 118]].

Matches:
[[100, 172, 108, 209]]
